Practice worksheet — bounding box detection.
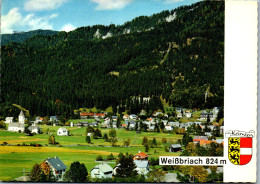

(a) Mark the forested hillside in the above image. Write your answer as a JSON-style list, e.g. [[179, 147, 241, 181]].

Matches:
[[1, 1, 224, 118], [1, 29, 59, 46]]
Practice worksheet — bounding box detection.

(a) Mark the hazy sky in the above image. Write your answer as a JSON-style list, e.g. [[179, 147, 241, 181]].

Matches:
[[1, 0, 200, 34]]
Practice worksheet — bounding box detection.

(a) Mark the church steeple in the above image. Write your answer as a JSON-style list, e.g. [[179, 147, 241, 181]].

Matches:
[[19, 110, 25, 124], [19, 110, 24, 117]]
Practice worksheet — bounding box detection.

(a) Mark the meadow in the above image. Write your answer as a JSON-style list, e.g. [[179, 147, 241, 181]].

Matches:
[[0, 127, 182, 181]]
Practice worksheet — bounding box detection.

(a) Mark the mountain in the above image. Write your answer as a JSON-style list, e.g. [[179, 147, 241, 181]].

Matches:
[[1, 29, 59, 46], [1, 1, 224, 118]]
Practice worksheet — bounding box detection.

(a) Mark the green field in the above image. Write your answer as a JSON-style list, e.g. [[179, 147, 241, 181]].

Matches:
[[0, 127, 182, 181]]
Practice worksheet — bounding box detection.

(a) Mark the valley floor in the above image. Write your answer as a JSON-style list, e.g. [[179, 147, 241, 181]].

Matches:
[[0, 128, 182, 181]]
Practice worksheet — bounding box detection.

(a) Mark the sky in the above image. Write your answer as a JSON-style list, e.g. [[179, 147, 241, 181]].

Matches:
[[1, 0, 200, 34]]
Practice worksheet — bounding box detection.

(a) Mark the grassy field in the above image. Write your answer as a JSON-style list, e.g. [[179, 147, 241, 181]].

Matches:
[[0, 128, 182, 181]]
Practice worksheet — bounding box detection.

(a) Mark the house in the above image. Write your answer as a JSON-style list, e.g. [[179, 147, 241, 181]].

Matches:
[[112, 116, 118, 121], [121, 124, 127, 128], [134, 160, 149, 175], [28, 124, 41, 134], [146, 118, 154, 122], [193, 136, 208, 144], [88, 122, 98, 127], [100, 123, 109, 128], [129, 114, 138, 120], [19, 110, 26, 124], [177, 112, 182, 118], [165, 125, 173, 131], [215, 139, 224, 145], [176, 108, 182, 113], [139, 110, 146, 116], [169, 144, 182, 152], [169, 122, 180, 127], [94, 113, 106, 118], [199, 140, 214, 146], [194, 122, 202, 126], [91, 163, 113, 179], [8, 123, 25, 133], [76, 122, 88, 127], [112, 122, 118, 129], [57, 127, 68, 136], [162, 120, 168, 125], [200, 111, 213, 119], [123, 114, 130, 120], [35, 116, 44, 123], [204, 132, 212, 137], [5, 117, 13, 123], [50, 116, 59, 122], [40, 157, 66, 181], [80, 112, 94, 119], [129, 121, 136, 129], [185, 112, 192, 118], [148, 125, 155, 131], [133, 151, 148, 160]]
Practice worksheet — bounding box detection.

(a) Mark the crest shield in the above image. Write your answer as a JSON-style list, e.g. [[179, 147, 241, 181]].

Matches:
[[228, 137, 252, 165]]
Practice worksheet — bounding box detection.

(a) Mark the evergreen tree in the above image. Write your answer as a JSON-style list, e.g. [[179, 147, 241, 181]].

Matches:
[[142, 137, 148, 145], [182, 132, 193, 147], [30, 164, 43, 182], [115, 153, 137, 178], [103, 133, 108, 142], [64, 161, 88, 182]]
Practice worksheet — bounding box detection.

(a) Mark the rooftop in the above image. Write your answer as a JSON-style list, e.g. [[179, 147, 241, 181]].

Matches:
[[91, 163, 113, 174], [46, 157, 66, 171]]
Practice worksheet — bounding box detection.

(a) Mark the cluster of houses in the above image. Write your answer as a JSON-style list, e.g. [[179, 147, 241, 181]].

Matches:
[[38, 151, 150, 181], [167, 135, 223, 153], [5, 111, 41, 134], [193, 136, 224, 146], [4, 107, 222, 137]]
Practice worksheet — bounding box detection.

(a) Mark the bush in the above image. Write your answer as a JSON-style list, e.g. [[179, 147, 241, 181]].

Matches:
[[86, 136, 91, 143], [0, 121, 6, 129], [107, 153, 114, 160], [150, 158, 159, 166], [96, 155, 103, 161]]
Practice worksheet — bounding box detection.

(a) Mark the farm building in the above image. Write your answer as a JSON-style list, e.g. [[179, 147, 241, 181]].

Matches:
[[91, 163, 113, 179], [169, 144, 182, 152]]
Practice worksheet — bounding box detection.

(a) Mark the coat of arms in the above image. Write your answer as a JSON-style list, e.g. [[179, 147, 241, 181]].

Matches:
[[228, 137, 252, 165], [226, 130, 254, 165]]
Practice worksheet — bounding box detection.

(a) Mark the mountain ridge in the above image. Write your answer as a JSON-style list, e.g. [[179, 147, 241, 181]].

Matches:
[[1, 1, 224, 118]]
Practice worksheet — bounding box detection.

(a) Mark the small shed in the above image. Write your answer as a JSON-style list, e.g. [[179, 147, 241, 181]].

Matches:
[[169, 144, 182, 152]]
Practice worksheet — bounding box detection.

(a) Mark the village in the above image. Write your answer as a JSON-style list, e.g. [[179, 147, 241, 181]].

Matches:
[[0, 106, 224, 182]]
